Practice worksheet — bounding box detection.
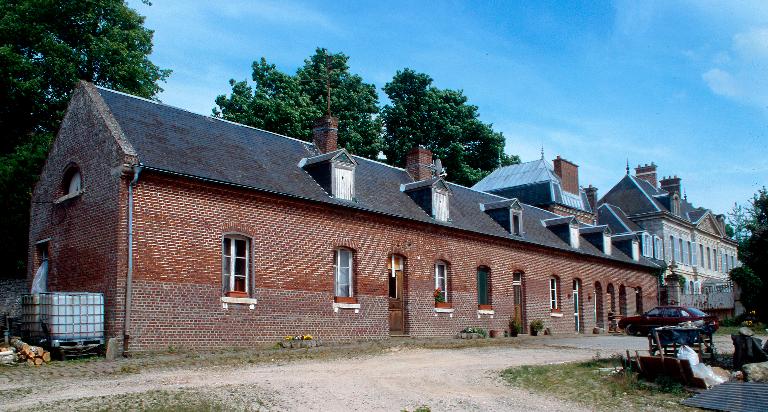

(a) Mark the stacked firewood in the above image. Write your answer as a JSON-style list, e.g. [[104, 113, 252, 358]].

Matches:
[[5, 337, 51, 366]]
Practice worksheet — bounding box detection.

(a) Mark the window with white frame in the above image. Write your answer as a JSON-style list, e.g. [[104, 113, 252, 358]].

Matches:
[[642, 233, 652, 257], [654, 236, 661, 259], [691, 242, 697, 267], [334, 248, 354, 297], [678, 238, 684, 263], [222, 235, 250, 294], [435, 261, 448, 302], [549, 277, 559, 310], [707, 247, 712, 269], [670, 235, 676, 262], [700, 244, 705, 267], [511, 211, 522, 236], [713, 248, 718, 271]]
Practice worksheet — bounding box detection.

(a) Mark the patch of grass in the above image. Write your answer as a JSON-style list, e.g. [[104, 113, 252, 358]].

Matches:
[[501, 358, 695, 412], [23, 386, 266, 412], [716, 323, 766, 335]]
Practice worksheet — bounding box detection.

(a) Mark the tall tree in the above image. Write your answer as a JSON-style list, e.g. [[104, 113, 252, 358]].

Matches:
[[215, 48, 382, 159], [731, 188, 768, 321], [381, 68, 518, 187], [0, 0, 169, 276]]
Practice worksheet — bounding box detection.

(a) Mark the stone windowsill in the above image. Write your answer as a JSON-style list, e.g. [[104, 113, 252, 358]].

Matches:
[[333, 302, 361, 313], [477, 309, 495, 315], [550, 311, 564, 318], [54, 190, 84, 204], [221, 296, 257, 310], [434, 307, 455, 313]]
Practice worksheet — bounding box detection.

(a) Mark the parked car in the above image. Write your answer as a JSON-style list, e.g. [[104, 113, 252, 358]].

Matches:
[[618, 306, 719, 336]]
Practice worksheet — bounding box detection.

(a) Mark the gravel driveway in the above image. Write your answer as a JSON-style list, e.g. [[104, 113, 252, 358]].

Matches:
[[0, 334, 724, 411]]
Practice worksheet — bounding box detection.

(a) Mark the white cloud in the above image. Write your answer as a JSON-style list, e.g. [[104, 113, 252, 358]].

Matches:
[[703, 27, 768, 109], [702, 68, 740, 98]]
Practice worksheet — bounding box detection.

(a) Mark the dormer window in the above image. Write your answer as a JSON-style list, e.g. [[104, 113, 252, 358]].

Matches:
[[671, 194, 680, 216], [603, 232, 612, 255], [299, 149, 357, 201], [402, 178, 452, 222], [579, 225, 611, 254], [543, 216, 579, 248], [62, 165, 82, 196], [481, 198, 523, 236]]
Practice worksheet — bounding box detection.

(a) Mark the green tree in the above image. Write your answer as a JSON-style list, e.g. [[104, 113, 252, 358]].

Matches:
[[0, 0, 169, 276], [381, 68, 518, 187], [731, 188, 768, 321], [215, 48, 382, 159]]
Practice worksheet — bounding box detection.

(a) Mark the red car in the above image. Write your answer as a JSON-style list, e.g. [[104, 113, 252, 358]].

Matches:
[[618, 306, 719, 336]]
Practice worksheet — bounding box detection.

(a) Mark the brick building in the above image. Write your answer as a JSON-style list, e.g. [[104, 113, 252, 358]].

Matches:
[[28, 83, 660, 352]]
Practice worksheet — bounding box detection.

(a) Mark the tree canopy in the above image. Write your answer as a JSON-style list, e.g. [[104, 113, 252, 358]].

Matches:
[[381, 68, 519, 187], [730, 187, 768, 321], [0, 0, 169, 276], [214, 48, 382, 159]]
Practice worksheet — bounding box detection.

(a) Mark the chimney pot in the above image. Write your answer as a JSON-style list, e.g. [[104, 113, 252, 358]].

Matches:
[[312, 116, 339, 153], [406, 146, 433, 181], [584, 185, 598, 214]]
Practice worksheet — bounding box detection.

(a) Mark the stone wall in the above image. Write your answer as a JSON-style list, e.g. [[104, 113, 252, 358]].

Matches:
[[0, 278, 27, 318]]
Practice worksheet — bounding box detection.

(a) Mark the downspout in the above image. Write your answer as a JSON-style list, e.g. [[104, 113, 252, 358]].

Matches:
[[124, 164, 143, 354]]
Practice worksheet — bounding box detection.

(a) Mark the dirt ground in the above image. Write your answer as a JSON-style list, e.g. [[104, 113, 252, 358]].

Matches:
[[0, 333, 760, 411]]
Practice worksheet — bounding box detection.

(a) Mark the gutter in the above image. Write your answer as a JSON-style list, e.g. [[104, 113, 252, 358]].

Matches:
[[123, 164, 143, 354]]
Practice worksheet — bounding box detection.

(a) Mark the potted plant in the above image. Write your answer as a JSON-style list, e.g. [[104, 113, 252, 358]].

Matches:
[[434, 288, 451, 308], [509, 317, 522, 337], [530, 319, 544, 336]]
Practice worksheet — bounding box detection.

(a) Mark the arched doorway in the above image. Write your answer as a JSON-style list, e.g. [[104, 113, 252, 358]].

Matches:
[[619, 285, 628, 317], [607, 283, 616, 314], [388, 254, 406, 334], [513, 272, 525, 328], [594, 281, 604, 328], [573, 279, 583, 332]]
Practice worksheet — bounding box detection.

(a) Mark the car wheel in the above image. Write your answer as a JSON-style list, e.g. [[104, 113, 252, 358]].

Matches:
[[624, 325, 636, 336]]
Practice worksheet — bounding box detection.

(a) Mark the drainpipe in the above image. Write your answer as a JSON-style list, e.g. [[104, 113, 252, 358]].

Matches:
[[124, 164, 143, 354]]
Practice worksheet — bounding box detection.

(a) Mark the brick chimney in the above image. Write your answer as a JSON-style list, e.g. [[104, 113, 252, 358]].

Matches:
[[406, 146, 433, 181], [635, 163, 658, 187], [312, 116, 338, 153], [660, 175, 681, 197], [584, 185, 598, 213], [552, 156, 579, 195]]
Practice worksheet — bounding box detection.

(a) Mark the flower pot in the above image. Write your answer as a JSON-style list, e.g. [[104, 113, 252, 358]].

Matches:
[[225, 290, 248, 298], [510, 330, 518, 337], [478, 304, 493, 310], [531, 330, 539, 336], [435, 302, 452, 309]]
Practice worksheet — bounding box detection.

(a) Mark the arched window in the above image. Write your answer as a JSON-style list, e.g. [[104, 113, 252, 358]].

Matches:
[[62, 166, 82, 196], [434, 261, 448, 302], [334, 248, 354, 298], [477, 267, 490, 306], [618, 285, 628, 316], [388, 255, 405, 299]]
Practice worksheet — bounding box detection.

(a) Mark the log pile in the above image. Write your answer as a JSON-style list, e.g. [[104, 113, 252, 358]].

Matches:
[[0, 337, 51, 366]]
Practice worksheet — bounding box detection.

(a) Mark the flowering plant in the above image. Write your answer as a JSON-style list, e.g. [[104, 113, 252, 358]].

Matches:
[[284, 334, 314, 341], [434, 288, 445, 303]]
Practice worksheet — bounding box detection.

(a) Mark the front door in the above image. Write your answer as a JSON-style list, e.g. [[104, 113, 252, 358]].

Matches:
[[573, 279, 581, 332], [513, 272, 524, 325], [388, 255, 405, 334]]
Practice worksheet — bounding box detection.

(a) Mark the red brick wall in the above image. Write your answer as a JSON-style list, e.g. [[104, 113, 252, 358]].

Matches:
[[553, 156, 579, 195], [126, 172, 658, 350], [27, 84, 131, 341]]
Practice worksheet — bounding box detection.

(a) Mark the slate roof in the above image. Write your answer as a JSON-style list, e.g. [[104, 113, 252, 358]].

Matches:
[[94, 86, 655, 268], [471, 158, 592, 213], [598, 203, 642, 234]]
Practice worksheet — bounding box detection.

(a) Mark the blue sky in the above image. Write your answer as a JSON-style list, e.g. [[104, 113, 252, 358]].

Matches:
[[127, 0, 768, 214]]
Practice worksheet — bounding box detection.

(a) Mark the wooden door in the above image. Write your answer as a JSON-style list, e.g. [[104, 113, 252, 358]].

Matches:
[[513, 272, 523, 325], [388, 255, 405, 334]]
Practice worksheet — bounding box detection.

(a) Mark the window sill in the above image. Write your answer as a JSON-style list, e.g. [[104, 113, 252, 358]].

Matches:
[[477, 309, 495, 318], [434, 302, 452, 309], [334, 296, 358, 304], [478, 304, 493, 310], [550, 311, 564, 318], [54, 190, 84, 204], [434, 307, 455, 314], [221, 296, 257, 310], [332, 302, 361, 313]]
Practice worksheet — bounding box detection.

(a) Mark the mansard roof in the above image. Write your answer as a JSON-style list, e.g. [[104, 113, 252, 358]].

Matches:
[[92, 85, 655, 268], [471, 158, 592, 213], [598, 203, 642, 234]]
